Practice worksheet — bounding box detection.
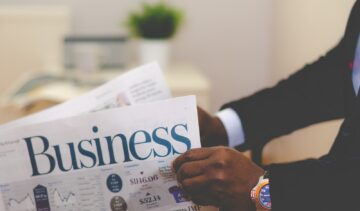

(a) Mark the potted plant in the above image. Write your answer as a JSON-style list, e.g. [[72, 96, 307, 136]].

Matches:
[[126, 2, 183, 69]]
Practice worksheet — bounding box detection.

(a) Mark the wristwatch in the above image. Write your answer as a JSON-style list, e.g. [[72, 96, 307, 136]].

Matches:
[[251, 171, 272, 210]]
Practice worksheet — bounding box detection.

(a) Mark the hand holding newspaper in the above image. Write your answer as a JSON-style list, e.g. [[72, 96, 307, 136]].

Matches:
[[0, 63, 217, 211]]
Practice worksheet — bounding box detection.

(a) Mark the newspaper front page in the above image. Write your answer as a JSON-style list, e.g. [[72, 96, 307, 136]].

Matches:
[[0, 96, 216, 211], [0, 64, 217, 211]]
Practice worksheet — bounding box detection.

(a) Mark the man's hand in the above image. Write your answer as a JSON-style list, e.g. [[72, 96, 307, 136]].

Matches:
[[197, 107, 228, 147], [173, 147, 264, 210]]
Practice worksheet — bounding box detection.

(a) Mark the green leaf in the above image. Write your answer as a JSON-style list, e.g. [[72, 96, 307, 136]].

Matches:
[[125, 2, 184, 39]]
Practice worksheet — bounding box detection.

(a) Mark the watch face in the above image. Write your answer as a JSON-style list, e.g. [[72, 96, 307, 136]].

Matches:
[[259, 184, 271, 209]]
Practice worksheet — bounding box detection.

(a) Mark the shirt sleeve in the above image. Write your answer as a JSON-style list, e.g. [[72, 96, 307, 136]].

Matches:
[[216, 108, 245, 148]]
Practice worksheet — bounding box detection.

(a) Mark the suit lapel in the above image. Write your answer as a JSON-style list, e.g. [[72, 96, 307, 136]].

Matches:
[[330, 1, 360, 156]]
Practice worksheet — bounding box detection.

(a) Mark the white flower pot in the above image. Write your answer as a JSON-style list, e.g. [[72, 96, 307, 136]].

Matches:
[[139, 39, 170, 69]]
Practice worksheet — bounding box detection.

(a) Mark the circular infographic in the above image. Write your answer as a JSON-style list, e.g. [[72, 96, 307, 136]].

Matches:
[[106, 174, 123, 193], [110, 196, 127, 211]]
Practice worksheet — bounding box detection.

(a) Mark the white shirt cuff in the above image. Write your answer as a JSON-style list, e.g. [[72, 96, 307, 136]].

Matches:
[[216, 108, 245, 148]]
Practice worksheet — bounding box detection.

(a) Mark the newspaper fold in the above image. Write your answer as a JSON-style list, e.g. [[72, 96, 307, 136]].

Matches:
[[0, 63, 217, 211], [0, 62, 171, 132]]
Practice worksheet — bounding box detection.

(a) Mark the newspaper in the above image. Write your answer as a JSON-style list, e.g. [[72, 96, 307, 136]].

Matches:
[[0, 64, 217, 211], [0, 62, 171, 132], [0, 96, 216, 211]]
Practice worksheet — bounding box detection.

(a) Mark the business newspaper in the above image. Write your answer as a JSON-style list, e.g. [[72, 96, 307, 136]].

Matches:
[[0, 64, 217, 210], [0, 96, 217, 211]]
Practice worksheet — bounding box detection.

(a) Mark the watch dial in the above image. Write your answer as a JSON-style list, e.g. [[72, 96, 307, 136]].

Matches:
[[259, 184, 271, 209]]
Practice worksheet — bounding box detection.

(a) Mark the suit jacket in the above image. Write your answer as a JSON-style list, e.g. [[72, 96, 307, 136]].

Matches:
[[222, 1, 360, 210]]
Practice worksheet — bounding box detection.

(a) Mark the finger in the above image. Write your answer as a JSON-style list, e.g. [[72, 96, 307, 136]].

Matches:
[[173, 148, 212, 172], [176, 159, 208, 182], [181, 176, 221, 207], [180, 175, 209, 195], [190, 194, 215, 206]]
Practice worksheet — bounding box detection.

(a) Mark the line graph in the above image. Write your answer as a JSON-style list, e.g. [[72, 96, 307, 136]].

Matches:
[[6, 193, 35, 211], [52, 188, 76, 207], [1, 168, 110, 211]]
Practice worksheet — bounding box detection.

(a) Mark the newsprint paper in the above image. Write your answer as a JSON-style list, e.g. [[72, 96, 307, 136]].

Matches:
[[0, 62, 171, 132], [0, 64, 217, 211]]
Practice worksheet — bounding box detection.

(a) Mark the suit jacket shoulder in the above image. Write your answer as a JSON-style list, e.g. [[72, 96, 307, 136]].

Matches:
[[222, 1, 359, 150]]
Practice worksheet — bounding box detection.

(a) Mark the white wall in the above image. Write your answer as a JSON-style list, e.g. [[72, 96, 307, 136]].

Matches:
[[272, 0, 355, 82], [171, 0, 272, 111], [0, 0, 272, 111], [0, 7, 70, 94]]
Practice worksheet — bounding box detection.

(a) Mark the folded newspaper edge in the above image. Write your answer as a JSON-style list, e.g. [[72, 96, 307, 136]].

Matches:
[[0, 62, 171, 132], [0, 62, 218, 211]]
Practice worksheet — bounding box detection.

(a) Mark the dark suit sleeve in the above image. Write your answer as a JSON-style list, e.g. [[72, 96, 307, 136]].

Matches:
[[221, 0, 360, 150], [221, 40, 352, 150], [269, 155, 360, 211]]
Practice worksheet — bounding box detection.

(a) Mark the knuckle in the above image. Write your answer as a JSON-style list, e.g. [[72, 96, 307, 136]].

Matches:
[[181, 180, 194, 194], [217, 171, 227, 180], [212, 148, 225, 157], [177, 169, 186, 181], [211, 171, 227, 184], [211, 148, 233, 168], [217, 147, 230, 155], [184, 151, 195, 161], [178, 163, 190, 176], [211, 159, 228, 169], [178, 163, 198, 181], [182, 179, 192, 188]]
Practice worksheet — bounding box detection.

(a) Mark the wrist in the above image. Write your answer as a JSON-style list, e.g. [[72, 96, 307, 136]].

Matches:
[[210, 117, 229, 146], [216, 108, 245, 148]]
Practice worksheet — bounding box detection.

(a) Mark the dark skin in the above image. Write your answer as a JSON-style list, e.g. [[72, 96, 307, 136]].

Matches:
[[197, 107, 229, 147], [173, 107, 265, 210]]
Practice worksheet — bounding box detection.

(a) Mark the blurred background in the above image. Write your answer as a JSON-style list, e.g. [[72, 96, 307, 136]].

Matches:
[[0, 0, 356, 164]]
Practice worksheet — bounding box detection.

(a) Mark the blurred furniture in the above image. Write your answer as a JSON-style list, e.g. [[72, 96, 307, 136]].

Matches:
[[0, 6, 70, 97], [0, 64, 211, 124], [64, 36, 129, 71], [166, 65, 210, 110]]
